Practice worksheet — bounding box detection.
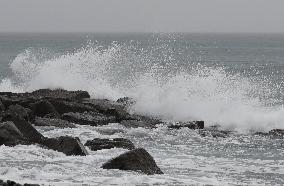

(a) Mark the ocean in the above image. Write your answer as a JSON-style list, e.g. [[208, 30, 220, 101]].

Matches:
[[0, 33, 283, 185]]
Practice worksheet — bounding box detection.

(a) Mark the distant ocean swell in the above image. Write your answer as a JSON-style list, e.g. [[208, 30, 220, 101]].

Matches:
[[0, 43, 283, 132]]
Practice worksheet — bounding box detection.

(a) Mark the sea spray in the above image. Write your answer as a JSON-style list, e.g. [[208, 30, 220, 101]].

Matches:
[[0, 42, 283, 132]]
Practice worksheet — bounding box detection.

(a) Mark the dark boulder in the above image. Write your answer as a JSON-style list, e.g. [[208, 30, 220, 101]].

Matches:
[[41, 136, 88, 156], [255, 129, 284, 139], [31, 100, 59, 118], [85, 138, 135, 151], [168, 121, 204, 130], [101, 148, 163, 175], [198, 129, 232, 138], [0, 121, 28, 146], [34, 117, 76, 128], [48, 99, 94, 114], [120, 115, 161, 128], [0, 179, 39, 186], [116, 97, 135, 107], [253, 129, 284, 139], [0, 100, 4, 112], [8, 104, 34, 122], [96, 128, 125, 135], [120, 120, 155, 128], [61, 111, 116, 126], [30, 89, 90, 100], [0, 94, 35, 110], [269, 129, 284, 138], [2, 114, 44, 143], [82, 99, 132, 121]]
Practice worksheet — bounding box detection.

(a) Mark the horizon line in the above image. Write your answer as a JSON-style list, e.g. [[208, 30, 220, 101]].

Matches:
[[0, 31, 284, 35]]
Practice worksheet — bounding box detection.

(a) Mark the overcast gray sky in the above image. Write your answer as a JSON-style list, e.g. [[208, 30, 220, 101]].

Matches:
[[0, 0, 284, 33]]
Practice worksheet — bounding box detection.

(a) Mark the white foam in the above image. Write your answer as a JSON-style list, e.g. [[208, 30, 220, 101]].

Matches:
[[0, 43, 283, 131], [1, 124, 283, 185]]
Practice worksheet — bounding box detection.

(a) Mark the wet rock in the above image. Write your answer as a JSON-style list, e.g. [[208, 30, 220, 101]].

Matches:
[[31, 100, 59, 118], [168, 121, 204, 130], [120, 120, 155, 128], [8, 104, 34, 122], [116, 97, 135, 107], [85, 138, 135, 151], [0, 121, 27, 146], [0, 89, 90, 111], [0, 179, 40, 186], [253, 131, 269, 136], [41, 136, 88, 156], [2, 114, 44, 143], [120, 114, 161, 128], [269, 129, 284, 138], [253, 129, 284, 139], [30, 89, 90, 100], [49, 99, 94, 114], [34, 117, 76, 128], [82, 99, 132, 121], [0, 94, 35, 110], [61, 111, 116, 126], [102, 148, 163, 175], [199, 129, 232, 138], [0, 100, 4, 112], [96, 128, 125, 135]]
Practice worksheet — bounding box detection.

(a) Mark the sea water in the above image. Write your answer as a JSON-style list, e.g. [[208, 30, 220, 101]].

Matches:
[[0, 33, 283, 185]]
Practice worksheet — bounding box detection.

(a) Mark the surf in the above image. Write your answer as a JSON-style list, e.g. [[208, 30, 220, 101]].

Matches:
[[0, 42, 283, 132]]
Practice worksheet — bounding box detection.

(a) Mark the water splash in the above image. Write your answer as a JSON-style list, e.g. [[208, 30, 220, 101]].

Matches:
[[0, 41, 283, 131]]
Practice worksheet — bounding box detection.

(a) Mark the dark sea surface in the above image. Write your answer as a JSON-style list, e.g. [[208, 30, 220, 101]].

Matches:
[[0, 33, 283, 185]]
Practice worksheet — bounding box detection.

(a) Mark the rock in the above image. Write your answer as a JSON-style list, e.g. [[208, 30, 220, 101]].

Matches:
[[0, 121, 27, 146], [82, 99, 132, 121], [2, 114, 44, 143], [30, 89, 90, 100], [61, 111, 116, 126], [0, 179, 39, 186], [253, 129, 284, 139], [116, 97, 135, 107], [0, 94, 35, 110], [41, 136, 88, 156], [31, 100, 59, 118], [0, 89, 90, 111], [96, 128, 125, 135], [120, 120, 155, 128], [198, 129, 232, 138], [48, 99, 94, 114], [120, 115, 161, 128], [255, 129, 284, 139], [168, 121, 204, 130], [8, 104, 33, 122], [85, 138, 135, 151], [0, 100, 4, 112], [253, 131, 269, 136], [269, 129, 284, 138], [34, 117, 76, 128], [102, 148, 163, 175]]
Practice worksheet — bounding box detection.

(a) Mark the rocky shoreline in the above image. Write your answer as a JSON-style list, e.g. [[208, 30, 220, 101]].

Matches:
[[1, 89, 283, 185]]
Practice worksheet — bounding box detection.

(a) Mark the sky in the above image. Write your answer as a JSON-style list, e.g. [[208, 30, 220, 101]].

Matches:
[[0, 0, 284, 33]]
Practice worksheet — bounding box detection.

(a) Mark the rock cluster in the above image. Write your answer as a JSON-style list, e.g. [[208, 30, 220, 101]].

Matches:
[[254, 129, 284, 139], [0, 89, 165, 179], [6, 89, 281, 183], [0, 179, 39, 186]]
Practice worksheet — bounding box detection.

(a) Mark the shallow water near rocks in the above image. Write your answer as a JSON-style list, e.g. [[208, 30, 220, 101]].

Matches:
[[0, 123, 283, 186]]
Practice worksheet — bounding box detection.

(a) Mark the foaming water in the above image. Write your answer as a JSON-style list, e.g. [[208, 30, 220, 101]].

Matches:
[[0, 124, 283, 185], [0, 42, 284, 131]]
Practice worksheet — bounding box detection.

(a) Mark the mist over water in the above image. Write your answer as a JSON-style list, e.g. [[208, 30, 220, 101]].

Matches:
[[1, 34, 284, 132]]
